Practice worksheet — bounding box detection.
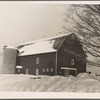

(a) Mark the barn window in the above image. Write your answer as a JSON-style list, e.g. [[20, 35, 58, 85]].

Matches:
[[50, 68, 53, 72], [46, 68, 49, 72], [71, 59, 74, 65], [36, 58, 39, 64], [26, 69, 29, 74], [43, 68, 45, 72]]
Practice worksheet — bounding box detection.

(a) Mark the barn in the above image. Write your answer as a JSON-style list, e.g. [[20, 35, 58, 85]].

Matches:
[[2, 33, 86, 76]]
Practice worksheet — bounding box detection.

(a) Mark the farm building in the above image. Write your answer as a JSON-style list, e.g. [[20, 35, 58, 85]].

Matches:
[[2, 33, 86, 76]]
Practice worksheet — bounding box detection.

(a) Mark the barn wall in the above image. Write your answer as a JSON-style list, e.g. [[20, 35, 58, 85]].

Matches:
[[18, 52, 56, 75], [57, 34, 86, 75]]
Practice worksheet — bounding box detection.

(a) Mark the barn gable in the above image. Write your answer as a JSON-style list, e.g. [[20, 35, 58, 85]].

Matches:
[[57, 34, 86, 75]]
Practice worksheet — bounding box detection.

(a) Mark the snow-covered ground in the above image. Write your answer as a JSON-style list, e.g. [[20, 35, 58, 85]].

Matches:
[[0, 73, 100, 92], [87, 66, 100, 75]]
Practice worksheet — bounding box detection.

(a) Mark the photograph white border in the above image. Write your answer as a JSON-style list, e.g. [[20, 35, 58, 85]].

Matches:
[[0, 0, 100, 99]]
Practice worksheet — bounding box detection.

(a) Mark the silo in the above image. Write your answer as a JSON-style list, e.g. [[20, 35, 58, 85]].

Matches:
[[2, 46, 18, 74]]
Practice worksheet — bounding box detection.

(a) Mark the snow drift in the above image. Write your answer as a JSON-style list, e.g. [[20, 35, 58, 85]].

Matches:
[[0, 73, 100, 92]]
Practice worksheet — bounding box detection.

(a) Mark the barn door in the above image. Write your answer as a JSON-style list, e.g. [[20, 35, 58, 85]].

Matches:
[[36, 69, 39, 76]]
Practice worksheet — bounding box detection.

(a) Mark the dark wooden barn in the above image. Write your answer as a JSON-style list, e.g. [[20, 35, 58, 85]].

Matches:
[[16, 33, 86, 76]]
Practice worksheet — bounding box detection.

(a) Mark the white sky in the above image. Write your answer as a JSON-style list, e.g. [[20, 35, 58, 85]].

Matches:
[[0, 2, 70, 54]]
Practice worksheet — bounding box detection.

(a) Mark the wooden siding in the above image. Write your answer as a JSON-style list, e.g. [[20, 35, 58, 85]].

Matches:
[[18, 52, 56, 75], [57, 34, 86, 75]]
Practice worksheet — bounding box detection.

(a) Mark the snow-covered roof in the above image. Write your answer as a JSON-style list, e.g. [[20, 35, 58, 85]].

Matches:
[[17, 33, 72, 56], [16, 66, 23, 69], [6, 46, 18, 50], [61, 67, 77, 70], [19, 40, 57, 56], [19, 33, 70, 46]]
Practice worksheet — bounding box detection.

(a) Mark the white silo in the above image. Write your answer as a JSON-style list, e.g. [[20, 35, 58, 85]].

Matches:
[[2, 46, 18, 74]]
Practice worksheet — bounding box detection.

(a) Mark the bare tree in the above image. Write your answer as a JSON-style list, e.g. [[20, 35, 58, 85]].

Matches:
[[64, 5, 100, 59]]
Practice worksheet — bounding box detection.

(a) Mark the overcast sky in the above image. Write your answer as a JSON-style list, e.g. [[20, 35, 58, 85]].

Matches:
[[0, 2, 70, 54]]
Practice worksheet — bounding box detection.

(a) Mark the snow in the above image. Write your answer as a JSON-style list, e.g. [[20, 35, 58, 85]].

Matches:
[[87, 65, 100, 75], [6, 46, 18, 50], [61, 67, 77, 70], [16, 66, 23, 69], [0, 73, 100, 92], [19, 40, 57, 56], [18, 33, 72, 56]]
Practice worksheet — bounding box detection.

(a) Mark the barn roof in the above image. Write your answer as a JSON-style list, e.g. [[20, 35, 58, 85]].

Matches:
[[17, 33, 73, 56]]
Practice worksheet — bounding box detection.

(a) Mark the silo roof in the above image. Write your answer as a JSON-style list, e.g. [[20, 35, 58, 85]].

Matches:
[[6, 46, 18, 50]]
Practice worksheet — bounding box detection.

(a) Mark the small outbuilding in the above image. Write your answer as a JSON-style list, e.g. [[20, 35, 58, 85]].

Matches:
[[2, 33, 86, 76]]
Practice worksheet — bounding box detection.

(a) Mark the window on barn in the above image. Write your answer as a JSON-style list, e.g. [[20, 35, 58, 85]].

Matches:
[[26, 69, 29, 74], [36, 58, 39, 64], [50, 68, 53, 72], [71, 59, 74, 65], [46, 68, 49, 72], [43, 68, 45, 72]]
